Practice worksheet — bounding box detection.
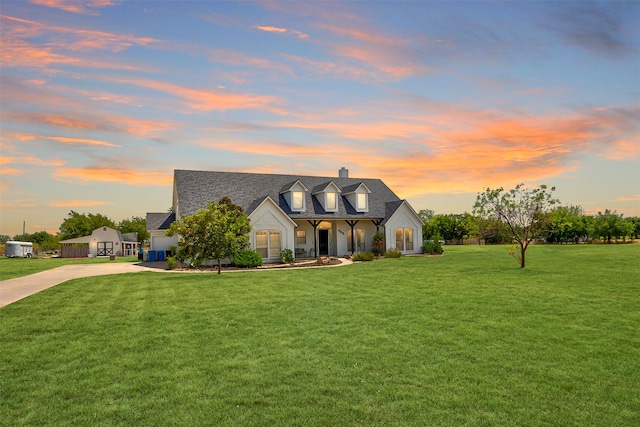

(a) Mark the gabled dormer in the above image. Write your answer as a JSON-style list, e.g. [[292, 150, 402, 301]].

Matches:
[[343, 183, 371, 213], [312, 181, 341, 213], [280, 180, 309, 212]]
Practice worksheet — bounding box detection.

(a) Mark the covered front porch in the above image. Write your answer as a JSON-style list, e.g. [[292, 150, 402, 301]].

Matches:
[[293, 219, 381, 258]]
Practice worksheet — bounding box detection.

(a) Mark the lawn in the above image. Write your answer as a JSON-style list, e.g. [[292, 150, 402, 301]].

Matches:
[[0, 256, 139, 281], [1, 245, 638, 426]]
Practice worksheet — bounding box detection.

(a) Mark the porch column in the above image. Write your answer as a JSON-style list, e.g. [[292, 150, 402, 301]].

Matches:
[[346, 220, 359, 255], [307, 220, 321, 258]]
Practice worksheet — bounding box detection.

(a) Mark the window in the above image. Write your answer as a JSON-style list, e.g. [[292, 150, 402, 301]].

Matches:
[[296, 230, 306, 244], [326, 192, 337, 210], [256, 230, 281, 259], [395, 228, 414, 251], [404, 228, 413, 251], [292, 191, 304, 210], [357, 193, 367, 210], [347, 229, 366, 252]]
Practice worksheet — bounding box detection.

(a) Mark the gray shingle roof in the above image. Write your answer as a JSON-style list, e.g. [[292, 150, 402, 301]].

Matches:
[[146, 212, 175, 230], [173, 169, 403, 221]]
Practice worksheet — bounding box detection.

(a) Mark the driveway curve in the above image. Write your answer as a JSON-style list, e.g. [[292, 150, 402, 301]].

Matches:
[[0, 263, 152, 308]]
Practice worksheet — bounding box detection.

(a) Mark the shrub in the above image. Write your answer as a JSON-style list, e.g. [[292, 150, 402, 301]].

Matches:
[[166, 256, 177, 270], [233, 250, 263, 268], [280, 248, 294, 264], [422, 240, 444, 255], [353, 251, 375, 261], [383, 248, 402, 258], [371, 231, 385, 255]]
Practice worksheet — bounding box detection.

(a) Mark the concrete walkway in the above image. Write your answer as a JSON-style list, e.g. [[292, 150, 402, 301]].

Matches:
[[0, 263, 152, 308]]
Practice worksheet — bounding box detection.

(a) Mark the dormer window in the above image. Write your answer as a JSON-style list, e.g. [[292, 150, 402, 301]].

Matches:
[[312, 181, 341, 213], [292, 191, 304, 210], [357, 193, 367, 211], [280, 180, 309, 212], [326, 192, 337, 210], [343, 183, 371, 213]]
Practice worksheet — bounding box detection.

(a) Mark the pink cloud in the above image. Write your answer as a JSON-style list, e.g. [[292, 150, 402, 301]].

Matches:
[[116, 77, 283, 113], [30, 0, 118, 15], [52, 167, 173, 186], [47, 136, 120, 147], [48, 199, 113, 207]]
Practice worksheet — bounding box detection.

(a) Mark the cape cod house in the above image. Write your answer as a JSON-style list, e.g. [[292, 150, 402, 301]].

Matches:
[[146, 168, 423, 262]]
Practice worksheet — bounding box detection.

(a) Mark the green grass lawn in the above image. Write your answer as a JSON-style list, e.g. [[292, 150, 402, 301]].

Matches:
[[1, 245, 638, 426], [0, 256, 139, 281]]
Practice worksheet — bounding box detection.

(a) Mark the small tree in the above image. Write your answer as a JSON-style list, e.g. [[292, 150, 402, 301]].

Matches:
[[473, 184, 558, 268], [165, 197, 251, 274], [371, 231, 385, 255]]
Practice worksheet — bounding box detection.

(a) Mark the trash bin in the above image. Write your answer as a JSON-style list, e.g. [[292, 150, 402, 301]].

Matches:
[[148, 250, 156, 262], [157, 250, 165, 262], [109, 255, 116, 261]]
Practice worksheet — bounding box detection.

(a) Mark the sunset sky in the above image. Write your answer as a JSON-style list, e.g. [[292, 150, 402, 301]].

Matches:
[[1, 1, 639, 237]]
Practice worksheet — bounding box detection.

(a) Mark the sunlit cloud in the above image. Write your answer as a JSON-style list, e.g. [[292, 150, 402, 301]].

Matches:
[[0, 168, 23, 176], [0, 198, 37, 209], [255, 25, 287, 33], [47, 136, 121, 147], [48, 199, 113, 207], [254, 24, 309, 39], [115, 77, 283, 113], [614, 195, 640, 202], [53, 167, 173, 185], [211, 49, 292, 75], [31, 0, 118, 15], [4, 112, 178, 136]]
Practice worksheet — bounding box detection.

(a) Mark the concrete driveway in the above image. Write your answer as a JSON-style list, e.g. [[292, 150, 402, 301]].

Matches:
[[0, 262, 153, 308]]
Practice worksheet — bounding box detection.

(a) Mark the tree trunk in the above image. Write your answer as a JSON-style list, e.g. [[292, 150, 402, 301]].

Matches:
[[520, 245, 526, 268], [217, 259, 222, 274]]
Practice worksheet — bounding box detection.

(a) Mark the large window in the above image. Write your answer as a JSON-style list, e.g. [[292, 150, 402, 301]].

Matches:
[[292, 191, 304, 210], [395, 228, 414, 251], [347, 229, 366, 252], [256, 230, 281, 259], [296, 230, 306, 244]]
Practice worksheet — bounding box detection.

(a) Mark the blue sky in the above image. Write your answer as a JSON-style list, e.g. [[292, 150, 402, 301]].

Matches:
[[1, 0, 638, 237]]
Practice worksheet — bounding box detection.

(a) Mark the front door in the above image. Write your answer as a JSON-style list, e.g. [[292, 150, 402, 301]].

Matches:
[[318, 229, 329, 256]]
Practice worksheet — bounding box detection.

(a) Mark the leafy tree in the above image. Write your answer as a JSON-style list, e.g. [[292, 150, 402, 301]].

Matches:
[[0, 235, 10, 244], [166, 197, 251, 274], [626, 217, 640, 240], [473, 184, 559, 268], [471, 216, 512, 244], [118, 216, 150, 244], [59, 211, 116, 240], [431, 213, 469, 243], [546, 205, 589, 244], [591, 209, 633, 243], [371, 231, 385, 255]]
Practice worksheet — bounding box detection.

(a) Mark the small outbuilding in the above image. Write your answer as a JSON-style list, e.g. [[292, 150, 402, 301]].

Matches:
[[59, 226, 139, 258]]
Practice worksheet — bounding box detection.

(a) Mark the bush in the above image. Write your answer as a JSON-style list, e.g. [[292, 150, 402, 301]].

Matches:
[[167, 256, 177, 270], [422, 240, 444, 255], [353, 251, 375, 261], [383, 248, 402, 258], [233, 250, 263, 268], [280, 248, 294, 264], [371, 231, 385, 255]]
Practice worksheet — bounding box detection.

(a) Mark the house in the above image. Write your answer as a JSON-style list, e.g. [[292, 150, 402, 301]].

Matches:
[[146, 168, 423, 262], [59, 226, 139, 258]]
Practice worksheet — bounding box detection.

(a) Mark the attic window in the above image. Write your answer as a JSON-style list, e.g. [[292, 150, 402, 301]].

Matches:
[[357, 193, 367, 211], [326, 192, 337, 210], [292, 191, 304, 210]]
